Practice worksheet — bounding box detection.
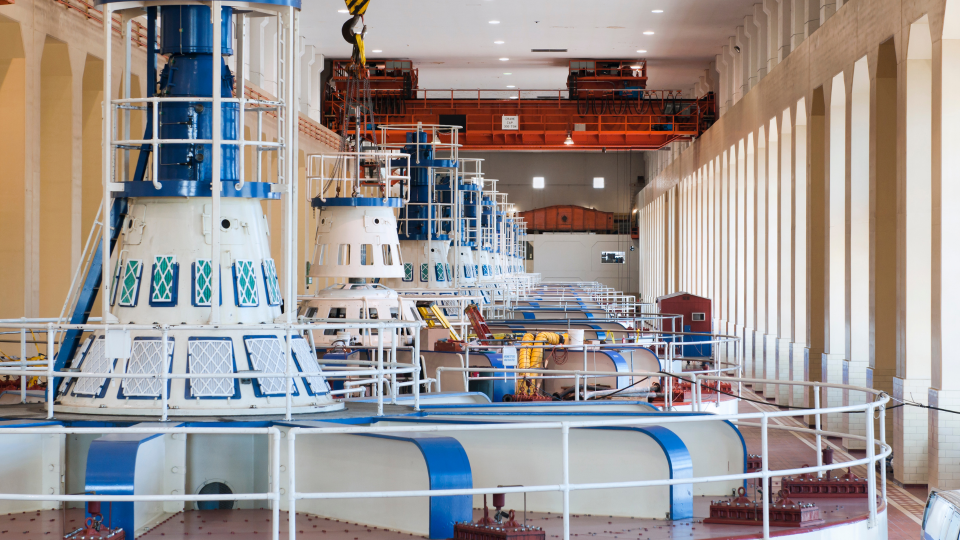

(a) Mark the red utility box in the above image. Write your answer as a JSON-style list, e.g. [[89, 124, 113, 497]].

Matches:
[[656, 292, 712, 333]]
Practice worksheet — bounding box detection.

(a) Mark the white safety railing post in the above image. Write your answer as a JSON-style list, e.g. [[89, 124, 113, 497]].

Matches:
[[161, 326, 169, 421], [288, 429, 297, 540], [866, 403, 877, 528], [691, 373, 699, 412], [20, 317, 26, 404], [46, 323, 54, 419], [814, 385, 823, 477], [561, 423, 571, 540], [761, 413, 770, 539], [285, 325, 293, 421], [574, 372, 580, 401], [880, 403, 886, 501], [377, 329, 384, 416], [389, 324, 398, 405], [272, 429, 281, 540]]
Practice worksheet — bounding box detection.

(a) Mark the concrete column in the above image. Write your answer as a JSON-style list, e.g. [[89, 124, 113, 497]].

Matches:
[[805, 0, 820, 38], [791, 0, 806, 50], [778, 0, 792, 62], [753, 4, 769, 82], [735, 25, 750, 99], [743, 16, 758, 93], [763, 0, 782, 71], [716, 50, 730, 114], [820, 0, 835, 26], [300, 44, 316, 117]]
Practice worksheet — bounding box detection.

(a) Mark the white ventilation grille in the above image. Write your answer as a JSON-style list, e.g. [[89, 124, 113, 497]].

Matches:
[[187, 339, 235, 397], [291, 337, 329, 395], [73, 338, 114, 396], [122, 339, 173, 397], [243, 337, 288, 395]]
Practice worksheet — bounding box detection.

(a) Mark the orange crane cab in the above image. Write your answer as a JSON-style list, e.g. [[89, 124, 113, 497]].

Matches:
[[567, 59, 648, 97]]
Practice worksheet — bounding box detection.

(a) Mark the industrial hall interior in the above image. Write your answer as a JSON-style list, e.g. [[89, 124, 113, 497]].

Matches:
[[0, 0, 955, 539]]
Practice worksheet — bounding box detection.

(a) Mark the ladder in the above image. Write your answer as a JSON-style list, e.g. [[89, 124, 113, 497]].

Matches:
[[416, 302, 462, 342]]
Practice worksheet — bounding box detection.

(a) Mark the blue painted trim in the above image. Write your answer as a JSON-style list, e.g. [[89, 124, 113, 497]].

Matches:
[[242, 335, 300, 398], [595, 426, 692, 519], [118, 260, 144, 308], [416, 400, 656, 411], [0, 419, 63, 428], [599, 350, 630, 389], [184, 337, 241, 400], [148, 260, 180, 307], [349, 392, 491, 404], [521, 312, 536, 320], [312, 197, 403, 208], [116, 337, 175, 400], [359, 433, 472, 539], [112, 180, 280, 199], [262, 260, 282, 306]]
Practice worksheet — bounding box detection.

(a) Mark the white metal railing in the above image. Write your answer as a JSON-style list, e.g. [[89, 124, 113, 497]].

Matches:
[[305, 150, 411, 203], [0, 318, 425, 420], [287, 378, 891, 540], [0, 376, 891, 540]]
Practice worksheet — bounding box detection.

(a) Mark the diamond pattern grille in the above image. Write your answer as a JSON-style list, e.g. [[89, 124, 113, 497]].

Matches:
[[244, 337, 287, 395], [122, 339, 173, 397], [235, 260, 259, 306], [118, 260, 143, 307], [195, 259, 213, 306], [420, 263, 429, 282], [263, 259, 281, 306], [73, 339, 113, 396], [152, 256, 176, 303], [291, 337, 329, 395], [435, 263, 445, 282], [188, 339, 235, 397], [403, 263, 414, 282]]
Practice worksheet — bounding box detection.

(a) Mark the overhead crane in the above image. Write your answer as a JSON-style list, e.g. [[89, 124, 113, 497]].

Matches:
[[322, 59, 716, 151]]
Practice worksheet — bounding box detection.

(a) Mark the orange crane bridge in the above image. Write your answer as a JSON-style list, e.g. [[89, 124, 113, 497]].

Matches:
[[323, 59, 716, 150]]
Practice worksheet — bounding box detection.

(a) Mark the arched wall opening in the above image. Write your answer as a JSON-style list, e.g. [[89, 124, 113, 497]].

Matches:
[[872, 35, 898, 460], [808, 87, 826, 414], [794, 97, 809, 408], [39, 36, 74, 321], [80, 55, 104, 317], [846, 56, 870, 450], [737, 139, 746, 338], [767, 119, 781, 397], [824, 72, 846, 431], [0, 16, 25, 325], [894, 15, 933, 486], [745, 135, 756, 376]]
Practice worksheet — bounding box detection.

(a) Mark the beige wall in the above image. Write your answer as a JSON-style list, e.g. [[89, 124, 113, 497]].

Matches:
[[636, 0, 960, 490]]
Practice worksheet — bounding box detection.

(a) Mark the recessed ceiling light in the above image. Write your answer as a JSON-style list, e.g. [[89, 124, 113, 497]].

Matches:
[[372, 49, 382, 53], [510, 96, 519, 99], [643, 31, 655, 35], [651, 9, 664, 13], [338, 9, 348, 13], [494, 40, 505, 44], [489, 20, 500, 24], [637, 50, 647, 53], [503, 72, 512, 75], [506, 85, 516, 88], [630, 65, 641, 69], [499, 57, 509, 61]]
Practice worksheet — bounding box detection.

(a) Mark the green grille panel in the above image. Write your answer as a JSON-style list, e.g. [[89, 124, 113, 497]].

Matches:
[[235, 260, 259, 307], [151, 256, 176, 303], [194, 259, 213, 306], [118, 260, 143, 307], [263, 259, 281, 306]]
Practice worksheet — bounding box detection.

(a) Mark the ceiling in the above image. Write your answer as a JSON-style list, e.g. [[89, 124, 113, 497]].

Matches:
[[301, 0, 758, 93]]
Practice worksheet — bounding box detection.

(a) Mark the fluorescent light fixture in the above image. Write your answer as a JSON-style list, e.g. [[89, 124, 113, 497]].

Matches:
[[494, 40, 505, 44], [643, 31, 655, 35], [630, 65, 641, 69], [637, 50, 647, 53], [499, 57, 509, 61], [506, 85, 516, 88], [593, 177, 604, 189], [489, 20, 500, 24], [372, 49, 382, 53], [503, 72, 512, 75], [533, 177, 545, 189], [338, 8, 348, 13], [509, 96, 519, 99], [652, 9, 664, 13]]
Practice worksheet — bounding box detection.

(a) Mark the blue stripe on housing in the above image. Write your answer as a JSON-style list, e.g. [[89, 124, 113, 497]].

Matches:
[[593, 426, 692, 520], [355, 433, 473, 539], [521, 312, 536, 320], [598, 350, 630, 389], [113, 180, 280, 199], [312, 197, 404, 208]]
